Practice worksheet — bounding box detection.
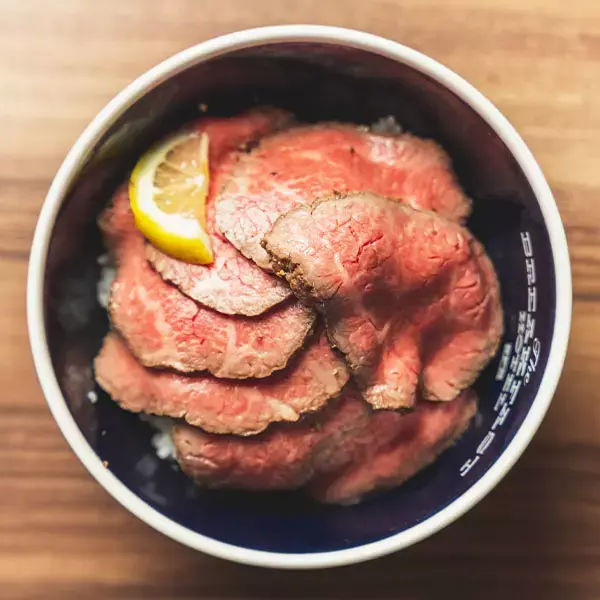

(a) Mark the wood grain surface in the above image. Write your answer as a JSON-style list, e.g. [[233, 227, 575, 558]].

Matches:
[[1, 0, 599, 598]]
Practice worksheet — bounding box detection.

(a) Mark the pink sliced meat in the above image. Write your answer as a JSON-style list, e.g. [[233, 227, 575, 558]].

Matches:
[[216, 124, 472, 270], [172, 386, 477, 502], [102, 187, 315, 378], [172, 386, 370, 490], [146, 108, 294, 316], [310, 389, 478, 504], [94, 331, 349, 436], [264, 192, 503, 409]]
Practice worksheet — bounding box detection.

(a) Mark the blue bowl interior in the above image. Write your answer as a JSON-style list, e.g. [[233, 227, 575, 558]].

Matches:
[[44, 42, 555, 554]]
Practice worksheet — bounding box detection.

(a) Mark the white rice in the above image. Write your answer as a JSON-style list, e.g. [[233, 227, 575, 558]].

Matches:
[[97, 253, 111, 266], [152, 431, 177, 460], [140, 414, 177, 461], [96, 253, 116, 308], [370, 115, 403, 135]]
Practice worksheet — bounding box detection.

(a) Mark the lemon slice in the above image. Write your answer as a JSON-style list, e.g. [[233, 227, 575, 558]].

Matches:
[[129, 130, 213, 264]]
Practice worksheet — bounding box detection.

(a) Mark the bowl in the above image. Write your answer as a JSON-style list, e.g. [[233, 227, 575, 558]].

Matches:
[[27, 25, 571, 569]]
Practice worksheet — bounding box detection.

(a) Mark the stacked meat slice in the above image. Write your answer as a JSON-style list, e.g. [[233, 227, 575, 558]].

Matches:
[[94, 109, 503, 505], [96, 110, 346, 437], [263, 192, 503, 409], [173, 386, 477, 502], [216, 123, 472, 271], [96, 330, 348, 436], [102, 188, 315, 378]]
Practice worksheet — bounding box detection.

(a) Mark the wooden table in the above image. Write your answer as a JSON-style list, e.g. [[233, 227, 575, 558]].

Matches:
[[2, 1, 599, 598]]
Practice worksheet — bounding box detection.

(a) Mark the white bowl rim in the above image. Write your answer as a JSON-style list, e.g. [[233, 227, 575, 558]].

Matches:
[[27, 24, 572, 570]]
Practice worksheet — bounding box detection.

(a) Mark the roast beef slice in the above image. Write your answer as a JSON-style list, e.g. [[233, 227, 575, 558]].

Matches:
[[145, 108, 294, 316], [94, 330, 348, 436], [264, 192, 503, 409], [216, 124, 471, 270], [172, 386, 370, 490], [310, 389, 478, 504], [172, 386, 477, 503], [102, 186, 315, 378]]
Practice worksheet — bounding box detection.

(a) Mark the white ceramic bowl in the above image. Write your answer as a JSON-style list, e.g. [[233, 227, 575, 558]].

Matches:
[[28, 25, 571, 569]]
